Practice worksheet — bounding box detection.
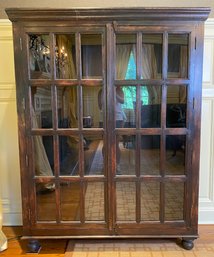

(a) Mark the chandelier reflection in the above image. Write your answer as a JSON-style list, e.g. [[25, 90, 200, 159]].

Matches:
[[55, 45, 68, 78], [29, 35, 68, 78]]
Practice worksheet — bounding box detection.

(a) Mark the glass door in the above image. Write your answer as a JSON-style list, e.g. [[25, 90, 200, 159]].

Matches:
[[26, 25, 194, 236], [112, 29, 192, 235], [27, 29, 110, 235]]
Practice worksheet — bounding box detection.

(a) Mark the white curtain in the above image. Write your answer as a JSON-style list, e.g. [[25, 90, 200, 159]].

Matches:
[[142, 44, 160, 104], [0, 199, 7, 252], [116, 44, 133, 79]]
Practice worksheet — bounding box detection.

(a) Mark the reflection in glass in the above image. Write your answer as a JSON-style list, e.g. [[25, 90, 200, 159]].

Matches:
[[29, 34, 51, 79], [85, 182, 105, 221], [166, 85, 187, 128], [168, 34, 188, 78], [81, 34, 102, 79], [59, 136, 79, 176], [31, 86, 52, 129], [55, 34, 76, 79], [166, 135, 186, 175], [60, 182, 80, 221], [141, 182, 160, 221], [36, 183, 56, 221], [141, 136, 160, 175], [165, 182, 184, 220], [142, 34, 162, 79], [84, 135, 104, 176], [116, 86, 136, 128], [33, 135, 54, 177], [116, 135, 136, 176], [116, 182, 136, 221], [140, 85, 161, 128], [116, 34, 136, 80], [83, 86, 102, 128], [57, 86, 78, 129]]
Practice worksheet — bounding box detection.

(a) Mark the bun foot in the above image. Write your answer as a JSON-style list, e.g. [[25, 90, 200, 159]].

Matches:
[[182, 239, 194, 250], [27, 239, 41, 253]]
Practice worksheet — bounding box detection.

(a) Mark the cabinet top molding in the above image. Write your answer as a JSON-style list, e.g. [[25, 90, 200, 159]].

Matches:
[[5, 7, 211, 22]]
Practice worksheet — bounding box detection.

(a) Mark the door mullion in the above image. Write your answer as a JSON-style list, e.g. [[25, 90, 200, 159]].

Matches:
[[106, 23, 115, 232]]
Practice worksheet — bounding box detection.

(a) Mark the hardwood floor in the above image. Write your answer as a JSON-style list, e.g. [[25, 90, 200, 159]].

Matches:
[[1, 225, 214, 256]]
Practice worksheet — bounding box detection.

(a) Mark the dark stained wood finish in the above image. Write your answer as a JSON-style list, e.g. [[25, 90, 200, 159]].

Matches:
[[6, 7, 210, 249]]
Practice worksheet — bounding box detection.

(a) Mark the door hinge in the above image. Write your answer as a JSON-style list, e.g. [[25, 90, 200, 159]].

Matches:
[[193, 97, 195, 110], [25, 154, 29, 167], [195, 37, 197, 50], [19, 38, 22, 51], [22, 98, 25, 110]]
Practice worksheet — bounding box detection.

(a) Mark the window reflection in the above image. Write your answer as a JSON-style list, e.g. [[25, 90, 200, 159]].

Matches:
[[116, 34, 136, 80]]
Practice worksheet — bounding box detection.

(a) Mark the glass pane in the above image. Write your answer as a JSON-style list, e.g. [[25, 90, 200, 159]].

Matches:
[[84, 135, 104, 176], [36, 183, 56, 221], [165, 182, 184, 220], [33, 136, 54, 177], [31, 86, 52, 129], [85, 182, 105, 221], [166, 135, 186, 175], [60, 182, 80, 221], [57, 86, 78, 129], [141, 182, 160, 221], [166, 85, 187, 128], [116, 182, 136, 221], [142, 34, 162, 79], [141, 85, 161, 128], [116, 135, 136, 176], [141, 136, 160, 175], [83, 86, 102, 128], [119, 86, 136, 128], [29, 34, 51, 79], [59, 136, 79, 176], [168, 34, 188, 78], [55, 34, 76, 79], [81, 34, 102, 79], [116, 34, 136, 80], [115, 86, 136, 128]]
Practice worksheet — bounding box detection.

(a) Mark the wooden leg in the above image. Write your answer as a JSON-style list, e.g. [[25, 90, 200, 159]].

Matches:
[[27, 239, 41, 253], [181, 238, 195, 250]]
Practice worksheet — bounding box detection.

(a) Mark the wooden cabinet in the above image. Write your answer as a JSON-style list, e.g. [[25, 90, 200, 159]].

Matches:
[[6, 7, 210, 251]]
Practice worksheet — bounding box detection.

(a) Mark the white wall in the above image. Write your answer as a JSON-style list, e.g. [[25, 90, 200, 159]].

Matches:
[[0, 18, 214, 225]]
